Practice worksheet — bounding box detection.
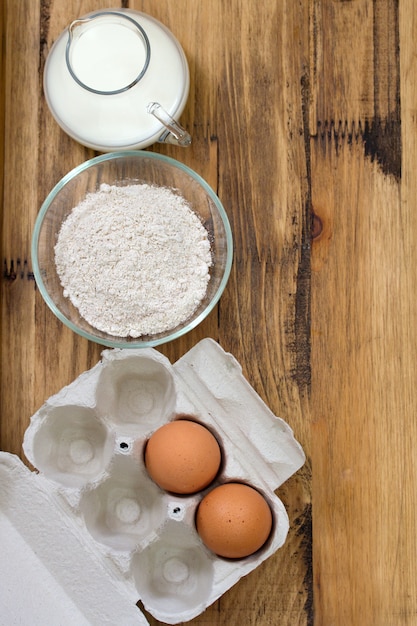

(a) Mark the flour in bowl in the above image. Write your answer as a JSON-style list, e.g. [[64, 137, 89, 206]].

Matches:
[[54, 183, 212, 337]]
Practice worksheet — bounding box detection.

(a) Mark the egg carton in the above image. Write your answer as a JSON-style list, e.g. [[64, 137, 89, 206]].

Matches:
[[0, 338, 305, 625]]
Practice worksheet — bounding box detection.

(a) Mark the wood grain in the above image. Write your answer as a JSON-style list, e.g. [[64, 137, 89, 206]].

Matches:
[[1, 0, 416, 625], [0, 1, 4, 315], [310, 1, 417, 625]]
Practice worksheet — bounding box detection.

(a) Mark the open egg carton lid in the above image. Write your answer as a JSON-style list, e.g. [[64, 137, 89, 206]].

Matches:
[[1, 338, 305, 625]]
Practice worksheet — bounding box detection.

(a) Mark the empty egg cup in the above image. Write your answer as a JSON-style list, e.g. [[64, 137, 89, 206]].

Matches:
[[95, 352, 176, 437], [30, 404, 115, 489], [79, 454, 165, 551], [131, 519, 214, 617]]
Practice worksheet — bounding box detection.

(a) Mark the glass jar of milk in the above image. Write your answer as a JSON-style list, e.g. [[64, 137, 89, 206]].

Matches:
[[44, 10, 191, 152]]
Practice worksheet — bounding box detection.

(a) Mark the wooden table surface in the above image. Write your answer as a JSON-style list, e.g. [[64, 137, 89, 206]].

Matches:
[[1, 1, 417, 625]]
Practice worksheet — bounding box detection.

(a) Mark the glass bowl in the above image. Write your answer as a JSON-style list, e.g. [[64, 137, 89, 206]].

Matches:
[[32, 151, 233, 348]]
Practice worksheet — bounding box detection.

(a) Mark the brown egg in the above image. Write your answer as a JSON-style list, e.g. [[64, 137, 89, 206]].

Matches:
[[144, 419, 221, 494], [195, 482, 273, 558]]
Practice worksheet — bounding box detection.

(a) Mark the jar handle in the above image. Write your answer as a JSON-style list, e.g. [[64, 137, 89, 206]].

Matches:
[[147, 102, 191, 146]]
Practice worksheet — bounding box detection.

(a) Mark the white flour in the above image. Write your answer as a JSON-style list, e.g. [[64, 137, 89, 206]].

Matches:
[[54, 183, 212, 337]]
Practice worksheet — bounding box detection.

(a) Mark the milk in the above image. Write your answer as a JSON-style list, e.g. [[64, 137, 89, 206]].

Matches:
[[69, 21, 149, 93], [44, 10, 190, 151]]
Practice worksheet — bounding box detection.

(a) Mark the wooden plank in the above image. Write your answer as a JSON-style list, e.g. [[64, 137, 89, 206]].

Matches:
[[0, 0, 5, 293], [310, 0, 417, 624], [1, 0, 40, 456], [309, 0, 399, 135]]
